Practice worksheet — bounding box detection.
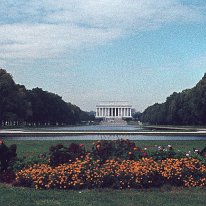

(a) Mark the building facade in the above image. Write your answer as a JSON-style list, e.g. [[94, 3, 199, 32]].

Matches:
[[96, 101, 132, 119]]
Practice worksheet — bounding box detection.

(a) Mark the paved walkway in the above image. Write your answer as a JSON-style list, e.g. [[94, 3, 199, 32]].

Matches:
[[1, 130, 206, 137]]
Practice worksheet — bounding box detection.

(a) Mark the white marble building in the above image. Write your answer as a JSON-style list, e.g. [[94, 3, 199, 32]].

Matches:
[[96, 101, 132, 119]]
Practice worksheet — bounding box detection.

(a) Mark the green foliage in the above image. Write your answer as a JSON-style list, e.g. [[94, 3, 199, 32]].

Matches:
[[200, 146, 206, 157], [149, 145, 183, 160], [91, 139, 144, 161], [0, 141, 17, 183], [15, 157, 206, 190], [0, 69, 31, 123], [27, 88, 79, 125], [0, 68, 90, 126], [0, 141, 17, 171], [13, 153, 49, 171], [49, 143, 86, 166], [47, 140, 206, 165], [141, 73, 206, 125]]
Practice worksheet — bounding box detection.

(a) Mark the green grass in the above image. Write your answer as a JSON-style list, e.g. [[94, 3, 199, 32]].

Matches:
[[5, 140, 93, 157], [1, 184, 206, 206], [4, 140, 206, 157]]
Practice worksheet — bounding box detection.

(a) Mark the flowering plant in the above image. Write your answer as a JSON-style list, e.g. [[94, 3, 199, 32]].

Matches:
[[16, 157, 206, 190], [49, 143, 86, 166], [91, 139, 148, 161]]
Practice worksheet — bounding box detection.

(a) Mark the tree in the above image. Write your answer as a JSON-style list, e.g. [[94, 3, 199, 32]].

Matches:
[[141, 73, 206, 125], [0, 69, 30, 123], [0, 68, 91, 126]]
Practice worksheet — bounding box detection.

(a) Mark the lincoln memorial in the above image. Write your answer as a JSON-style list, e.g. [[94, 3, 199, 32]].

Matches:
[[96, 101, 132, 119]]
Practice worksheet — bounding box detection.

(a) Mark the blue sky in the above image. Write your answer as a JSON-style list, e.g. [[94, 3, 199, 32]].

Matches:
[[1, 0, 206, 111]]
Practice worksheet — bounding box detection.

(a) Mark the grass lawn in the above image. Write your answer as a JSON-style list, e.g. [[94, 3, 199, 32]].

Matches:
[[1, 183, 206, 206], [4, 140, 206, 157]]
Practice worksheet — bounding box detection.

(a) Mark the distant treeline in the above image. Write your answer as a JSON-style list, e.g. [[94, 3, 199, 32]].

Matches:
[[141, 73, 206, 125], [0, 69, 94, 126]]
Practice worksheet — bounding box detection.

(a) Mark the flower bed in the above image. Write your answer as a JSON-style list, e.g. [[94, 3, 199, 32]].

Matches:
[[16, 157, 206, 190], [1, 139, 206, 189]]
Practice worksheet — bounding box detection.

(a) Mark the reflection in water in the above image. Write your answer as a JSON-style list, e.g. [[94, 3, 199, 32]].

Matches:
[[2, 135, 206, 141]]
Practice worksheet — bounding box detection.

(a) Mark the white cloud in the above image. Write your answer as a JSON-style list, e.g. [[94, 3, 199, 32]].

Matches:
[[0, 24, 120, 59], [0, 0, 205, 60]]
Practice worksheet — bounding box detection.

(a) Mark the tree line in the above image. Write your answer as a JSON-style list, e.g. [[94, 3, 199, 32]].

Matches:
[[0, 69, 94, 126], [141, 73, 206, 125]]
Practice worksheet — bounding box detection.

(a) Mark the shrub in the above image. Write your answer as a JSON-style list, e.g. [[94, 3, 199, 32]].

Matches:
[[0, 140, 17, 183], [47, 140, 206, 166], [91, 140, 115, 161], [91, 139, 147, 161], [0, 140, 17, 171], [149, 145, 182, 160], [49, 143, 86, 166], [13, 152, 49, 171]]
